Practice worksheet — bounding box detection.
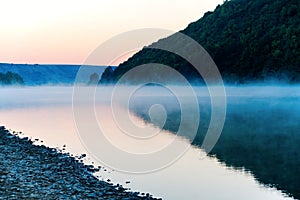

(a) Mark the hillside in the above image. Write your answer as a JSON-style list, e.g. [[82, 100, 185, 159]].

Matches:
[[0, 71, 24, 85], [0, 63, 107, 85], [100, 0, 300, 84]]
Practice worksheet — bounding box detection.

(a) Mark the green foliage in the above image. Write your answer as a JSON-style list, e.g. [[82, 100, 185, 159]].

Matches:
[[100, 0, 300, 84], [0, 71, 24, 85]]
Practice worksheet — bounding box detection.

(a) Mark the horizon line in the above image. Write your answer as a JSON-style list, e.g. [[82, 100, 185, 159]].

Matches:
[[0, 62, 116, 67]]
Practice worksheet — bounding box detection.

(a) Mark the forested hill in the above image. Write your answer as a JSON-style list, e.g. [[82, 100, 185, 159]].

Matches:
[[0, 63, 80, 85], [100, 0, 300, 84], [0, 63, 108, 85], [0, 71, 24, 85]]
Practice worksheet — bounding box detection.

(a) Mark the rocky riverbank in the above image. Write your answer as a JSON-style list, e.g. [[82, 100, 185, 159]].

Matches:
[[0, 126, 158, 199]]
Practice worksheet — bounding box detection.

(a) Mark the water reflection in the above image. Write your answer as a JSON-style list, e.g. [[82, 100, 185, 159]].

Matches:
[[130, 86, 300, 199], [0, 86, 297, 200]]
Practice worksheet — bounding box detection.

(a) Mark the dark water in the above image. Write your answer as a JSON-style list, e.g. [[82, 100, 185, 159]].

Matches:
[[130, 86, 300, 199]]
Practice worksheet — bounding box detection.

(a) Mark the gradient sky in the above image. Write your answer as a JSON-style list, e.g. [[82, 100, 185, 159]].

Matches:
[[0, 0, 223, 65]]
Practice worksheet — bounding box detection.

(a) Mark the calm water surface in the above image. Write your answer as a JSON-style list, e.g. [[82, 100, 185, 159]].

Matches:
[[0, 86, 298, 200]]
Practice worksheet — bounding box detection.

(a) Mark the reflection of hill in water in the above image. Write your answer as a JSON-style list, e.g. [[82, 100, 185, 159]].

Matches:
[[131, 94, 300, 200]]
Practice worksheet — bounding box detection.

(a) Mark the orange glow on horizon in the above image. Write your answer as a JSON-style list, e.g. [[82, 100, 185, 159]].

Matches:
[[0, 0, 224, 65]]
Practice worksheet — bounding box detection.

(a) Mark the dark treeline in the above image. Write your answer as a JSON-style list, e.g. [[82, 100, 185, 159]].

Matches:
[[100, 0, 300, 84], [0, 71, 24, 85]]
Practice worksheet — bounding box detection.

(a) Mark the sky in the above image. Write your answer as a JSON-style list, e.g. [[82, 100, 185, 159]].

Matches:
[[0, 0, 224, 65]]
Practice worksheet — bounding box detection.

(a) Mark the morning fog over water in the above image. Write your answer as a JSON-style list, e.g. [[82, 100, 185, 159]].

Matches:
[[0, 85, 299, 200]]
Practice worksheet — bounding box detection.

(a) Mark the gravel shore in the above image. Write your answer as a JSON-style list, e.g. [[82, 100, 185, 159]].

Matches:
[[0, 126, 158, 199]]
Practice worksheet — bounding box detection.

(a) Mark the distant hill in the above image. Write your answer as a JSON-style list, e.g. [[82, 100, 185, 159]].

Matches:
[[0, 63, 108, 85], [100, 0, 300, 84], [0, 71, 24, 85]]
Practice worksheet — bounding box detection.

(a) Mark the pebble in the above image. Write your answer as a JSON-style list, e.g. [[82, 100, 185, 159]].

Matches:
[[0, 127, 158, 199]]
